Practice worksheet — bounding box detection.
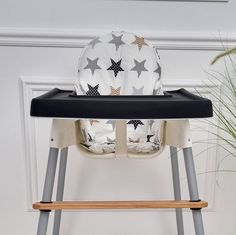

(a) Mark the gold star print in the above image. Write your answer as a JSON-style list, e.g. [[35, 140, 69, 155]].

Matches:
[[110, 86, 121, 95], [132, 36, 148, 51], [89, 119, 99, 125], [129, 137, 140, 143]]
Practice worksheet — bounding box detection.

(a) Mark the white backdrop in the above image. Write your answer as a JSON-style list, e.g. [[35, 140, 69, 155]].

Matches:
[[0, 1, 236, 235]]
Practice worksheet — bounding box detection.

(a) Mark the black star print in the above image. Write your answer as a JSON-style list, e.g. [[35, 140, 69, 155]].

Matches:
[[154, 62, 161, 76], [127, 120, 144, 130], [86, 84, 100, 96], [88, 133, 93, 142], [147, 135, 154, 142], [80, 143, 90, 148], [107, 58, 124, 77]]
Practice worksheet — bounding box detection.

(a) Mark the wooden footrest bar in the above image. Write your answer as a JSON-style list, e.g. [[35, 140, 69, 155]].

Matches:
[[33, 200, 208, 210]]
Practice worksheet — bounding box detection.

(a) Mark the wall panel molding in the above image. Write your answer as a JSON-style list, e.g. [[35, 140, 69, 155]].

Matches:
[[130, 0, 229, 2], [20, 76, 220, 212], [1, 27, 236, 50]]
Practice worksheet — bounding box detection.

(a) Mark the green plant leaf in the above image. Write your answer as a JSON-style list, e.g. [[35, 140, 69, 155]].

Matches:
[[211, 47, 236, 65]]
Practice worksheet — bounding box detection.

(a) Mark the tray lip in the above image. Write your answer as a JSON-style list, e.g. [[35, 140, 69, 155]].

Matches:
[[69, 90, 173, 98], [32, 88, 209, 102], [30, 88, 213, 119]]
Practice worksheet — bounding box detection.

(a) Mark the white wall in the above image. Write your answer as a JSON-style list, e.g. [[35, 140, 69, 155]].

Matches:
[[0, 1, 236, 235]]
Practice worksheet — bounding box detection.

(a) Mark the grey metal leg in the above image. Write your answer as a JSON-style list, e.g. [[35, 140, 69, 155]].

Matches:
[[37, 147, 59, 235], [53, 147, 68, 235], [183, 147, 205, 235], [170, 146, 184, 235]]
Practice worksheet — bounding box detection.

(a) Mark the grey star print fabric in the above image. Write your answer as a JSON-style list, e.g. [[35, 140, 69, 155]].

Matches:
[[74, 31, 164, 157], [84, 58, 101, 75]]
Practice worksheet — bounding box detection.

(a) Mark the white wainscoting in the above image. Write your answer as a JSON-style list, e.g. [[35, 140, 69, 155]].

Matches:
[[129, 0, 229, 2], [0, 27, 235, 50], [20, 77, 220, 213], [125, 0, 229, 2]]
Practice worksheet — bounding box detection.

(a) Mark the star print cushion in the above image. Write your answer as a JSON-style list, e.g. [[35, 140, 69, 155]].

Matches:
[[74, 31, 164, 157]]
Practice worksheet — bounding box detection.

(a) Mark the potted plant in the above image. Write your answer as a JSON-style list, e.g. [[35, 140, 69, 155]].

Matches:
[[207, 47, 236, 158]]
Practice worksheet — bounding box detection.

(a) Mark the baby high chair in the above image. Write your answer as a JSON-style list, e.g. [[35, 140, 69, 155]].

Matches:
[[31, 31, 212, 235]]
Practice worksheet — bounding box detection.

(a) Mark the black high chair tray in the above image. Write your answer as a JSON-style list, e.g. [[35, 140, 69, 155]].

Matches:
[[30, 88, 212, 119]]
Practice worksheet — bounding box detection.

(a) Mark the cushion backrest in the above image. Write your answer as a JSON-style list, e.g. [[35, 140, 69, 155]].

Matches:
[[74, 31, 164, 156], [74, 31, 162, 96]]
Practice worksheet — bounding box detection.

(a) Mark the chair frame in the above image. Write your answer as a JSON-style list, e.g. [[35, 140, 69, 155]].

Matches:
[[34, 119, 206, 235]]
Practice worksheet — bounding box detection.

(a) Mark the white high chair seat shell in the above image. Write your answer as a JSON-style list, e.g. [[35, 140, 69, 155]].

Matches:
[[74, 31, 165, 157]]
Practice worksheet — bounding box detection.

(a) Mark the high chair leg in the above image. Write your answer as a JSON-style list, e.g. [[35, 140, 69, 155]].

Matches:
[[53, 147, 68, 235], [170, 146, 184, 235], [183, 147, 205, 235], [37, 148, 59, 235]]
